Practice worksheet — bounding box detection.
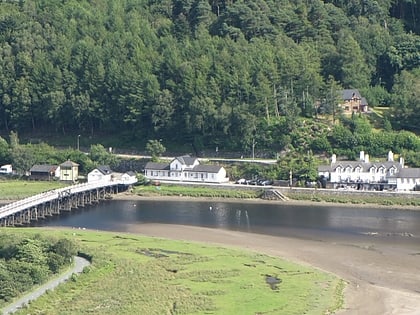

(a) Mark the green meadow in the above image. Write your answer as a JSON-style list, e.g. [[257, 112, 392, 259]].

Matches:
[[0, 180, 67, 200], [3, 228, 344, 315]]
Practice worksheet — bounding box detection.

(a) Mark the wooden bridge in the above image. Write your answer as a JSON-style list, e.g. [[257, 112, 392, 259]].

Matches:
[[0, 180, 133, 227]]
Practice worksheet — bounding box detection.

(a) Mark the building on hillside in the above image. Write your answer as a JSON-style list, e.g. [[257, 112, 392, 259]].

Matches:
[[318, 151, 420, 191], [29, 164, 60, 181], [144, 155, 229, 183], [88, 165, 113, 183], [339, 89, 369, 114], [59, 160, 79, 182]]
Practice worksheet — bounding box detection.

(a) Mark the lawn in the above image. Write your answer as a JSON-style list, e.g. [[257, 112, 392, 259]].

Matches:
[[4, 228, 344, 315], [0, 180, 68, 200], [133, 184, 262, 199]]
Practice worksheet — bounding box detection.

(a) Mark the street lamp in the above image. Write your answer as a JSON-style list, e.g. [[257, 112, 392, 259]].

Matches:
[[77, 134, 81, 151], [252, 139, 257, 161]]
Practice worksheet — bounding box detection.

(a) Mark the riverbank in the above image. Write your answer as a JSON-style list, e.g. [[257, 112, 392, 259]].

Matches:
[[128, 223, 420, 315], [112, 191, 420, 211]]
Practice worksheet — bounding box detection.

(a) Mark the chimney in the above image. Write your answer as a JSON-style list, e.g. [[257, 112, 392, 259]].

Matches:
[[364, 154, 369, 163], [387, 151, 394, 162], [331, 154, 336, 164], [400, 157, 405, 167], [359, 151, 365, 162]]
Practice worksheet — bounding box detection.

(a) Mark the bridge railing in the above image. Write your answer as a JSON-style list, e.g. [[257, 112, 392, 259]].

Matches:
[[0, 179, 126, 220]]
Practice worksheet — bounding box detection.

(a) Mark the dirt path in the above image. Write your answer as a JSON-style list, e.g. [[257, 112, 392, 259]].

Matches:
[[126, 223, 420, 315]]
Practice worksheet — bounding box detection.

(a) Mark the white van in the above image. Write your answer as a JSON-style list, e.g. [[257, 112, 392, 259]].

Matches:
[[0, 164, 12, 174]]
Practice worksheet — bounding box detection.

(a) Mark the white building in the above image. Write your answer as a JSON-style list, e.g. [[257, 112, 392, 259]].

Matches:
[[120, 171, 138, 185], [318, 151, 420, 191], [88, 165, 113, 183], [144, 155, 229, 183]]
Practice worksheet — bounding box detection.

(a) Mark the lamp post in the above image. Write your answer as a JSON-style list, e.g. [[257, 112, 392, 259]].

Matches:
[[77, 134, 81, 151], [252, 139, 257, 161]]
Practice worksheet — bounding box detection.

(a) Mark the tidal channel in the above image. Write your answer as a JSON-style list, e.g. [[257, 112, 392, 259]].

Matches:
[[34, 199, 420, 250]]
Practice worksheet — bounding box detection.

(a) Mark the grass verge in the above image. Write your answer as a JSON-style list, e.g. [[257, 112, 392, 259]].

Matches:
[[3, 228, 344, 315]]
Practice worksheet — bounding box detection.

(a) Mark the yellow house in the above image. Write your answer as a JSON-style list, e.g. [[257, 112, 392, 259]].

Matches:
[[59, 160, 79, 182]]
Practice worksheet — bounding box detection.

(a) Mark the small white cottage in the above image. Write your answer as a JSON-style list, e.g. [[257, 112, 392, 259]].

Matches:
[[88, 165, 113, 183]]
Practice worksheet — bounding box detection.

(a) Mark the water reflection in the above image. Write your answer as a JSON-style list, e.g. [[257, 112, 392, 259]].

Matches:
[[36, 199, 420, 245]]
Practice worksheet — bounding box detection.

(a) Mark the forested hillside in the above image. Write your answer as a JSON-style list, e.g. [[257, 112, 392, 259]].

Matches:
[[0, 0, 419, 158]]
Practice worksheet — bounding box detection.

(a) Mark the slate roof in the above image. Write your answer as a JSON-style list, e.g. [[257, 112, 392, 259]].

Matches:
[[340, 89, 361, 100], [60, 160, 79, 167], [145, 159, 222, 174], [398, 168, 420, 178], [193, 165, 223, 173], [96, 165, 112, 175], [144, 162, 169, 170], [30, 165, 58, 173], [175, 155, 198, 166], [361, 97, 368, 106], [330, 161, 402, 172]]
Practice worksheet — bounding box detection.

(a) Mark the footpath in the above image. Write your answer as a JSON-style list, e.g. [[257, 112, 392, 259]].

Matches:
[[2, 256, 90, 315]]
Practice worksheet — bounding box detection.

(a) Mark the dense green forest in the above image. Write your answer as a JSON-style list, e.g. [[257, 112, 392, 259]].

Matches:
[[0, 0, 419, 159]]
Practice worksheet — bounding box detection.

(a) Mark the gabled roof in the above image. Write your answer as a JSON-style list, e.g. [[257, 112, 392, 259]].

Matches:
[[174, 155, 198, 166], [331, 161, 403, 172], [30, 164, 58, 173], [340, 89, 361, 100], [144, 162, 169, 170], [318, 165, 331, 172], [96, 165, 112, 175], [60, 160, 79, 167], [124, 171, 136, 176], [193, 165, 223, 173]]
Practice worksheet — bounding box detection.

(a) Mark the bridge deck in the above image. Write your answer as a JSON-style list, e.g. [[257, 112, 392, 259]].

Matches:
[[0, 180, 133, 221]]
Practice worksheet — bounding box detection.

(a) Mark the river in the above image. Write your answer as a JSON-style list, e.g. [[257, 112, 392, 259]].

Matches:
[[33, 199, 420, 250]]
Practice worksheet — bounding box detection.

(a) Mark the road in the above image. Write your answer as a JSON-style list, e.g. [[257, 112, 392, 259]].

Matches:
[[115, 153, 278, 164], [2, 256, 91, 315]]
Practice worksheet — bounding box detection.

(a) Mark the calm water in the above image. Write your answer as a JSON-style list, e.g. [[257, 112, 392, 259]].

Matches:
[[35, 199, 420, 247]]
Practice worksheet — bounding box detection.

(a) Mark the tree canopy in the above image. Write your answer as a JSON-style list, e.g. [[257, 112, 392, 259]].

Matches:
[[0, 0, 419, 157]]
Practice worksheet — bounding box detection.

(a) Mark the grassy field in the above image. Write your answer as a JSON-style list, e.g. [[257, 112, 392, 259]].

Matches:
[[0, 179, 67, 200], [288, 192, 420, 207], [3, 228, 344, 315], [133, 184, 262, 199]]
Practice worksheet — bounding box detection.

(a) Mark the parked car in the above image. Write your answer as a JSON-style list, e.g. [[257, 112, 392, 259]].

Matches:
[[258, 179, 273, 186], [235, 178, 247, 184], [247, 179, 259, 185]]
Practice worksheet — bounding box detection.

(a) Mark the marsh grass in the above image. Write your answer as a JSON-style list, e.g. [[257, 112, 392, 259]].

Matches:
[[3, 228, 344, 315], [0, 180, 67, 200]]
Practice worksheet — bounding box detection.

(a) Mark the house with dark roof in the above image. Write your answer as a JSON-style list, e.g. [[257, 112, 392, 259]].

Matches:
[[29, 164, 60, 181], [88, 165, 113, 183], [339, 89, 369, 114], [318, 151, 420, 191], [144, 155, 229, 183]]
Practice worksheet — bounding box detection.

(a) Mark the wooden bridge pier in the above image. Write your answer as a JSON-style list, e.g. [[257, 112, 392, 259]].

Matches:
[[0, 181, 132, 227]]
